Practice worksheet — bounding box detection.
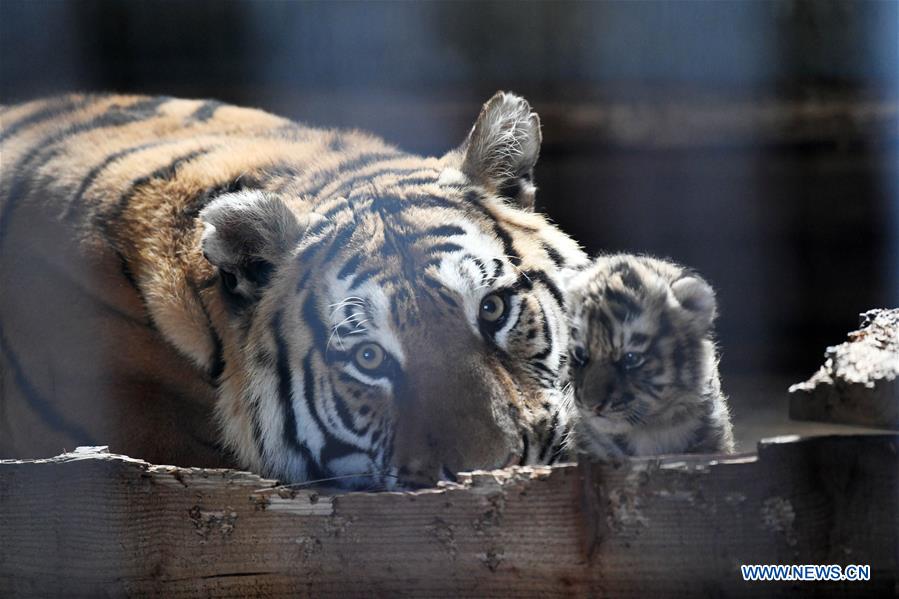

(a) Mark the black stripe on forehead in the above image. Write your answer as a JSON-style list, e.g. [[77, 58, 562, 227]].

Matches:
[[301, 150, 405, 197], [327, 163, 432, 198], [461, 189, 522, 267], [319, 196, 352, 220], [492, 221, 521, 267], [393, 175, 440, 187], [589, 306, 616, 347], [491, 258, 505, 281], [469, 256, 489, 284], [610, 260, 645, 293], [522, 269, 565, 309], [542, 242, 566, 268], [420, 224, 466, 238], [605, 287, 643, 321], [371, 192, 462, 215], [337, 253, 364, 280], [630, 332, 649, 346], [348, 268, 379, 290], [296, 220, 354, 265], [426, 242, 465, 256]]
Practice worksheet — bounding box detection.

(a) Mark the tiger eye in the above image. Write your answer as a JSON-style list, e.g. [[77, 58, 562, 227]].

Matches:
[[479, 293, 506, 323], [621, 351, 645, 370], [355, 343, 385, 371]]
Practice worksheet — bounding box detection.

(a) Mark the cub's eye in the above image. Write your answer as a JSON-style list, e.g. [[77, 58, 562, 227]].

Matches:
[[571, 345, 590, 369], [620, 351, 645, 370], [479, 293, 507, 324], [354, 343, 385, 371]]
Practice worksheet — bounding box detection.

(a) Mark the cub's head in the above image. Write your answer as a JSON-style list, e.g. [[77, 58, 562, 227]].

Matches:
[[565, 255, 718, 439], [199, 93, 586, 489]]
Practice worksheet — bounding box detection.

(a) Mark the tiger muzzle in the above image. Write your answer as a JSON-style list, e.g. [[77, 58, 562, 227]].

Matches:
[[391, 347, 519, 489]]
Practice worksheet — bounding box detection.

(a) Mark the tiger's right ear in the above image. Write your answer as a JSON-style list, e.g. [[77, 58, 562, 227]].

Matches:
[[456, 91, 542, 210], [200, 190, 311, 300]]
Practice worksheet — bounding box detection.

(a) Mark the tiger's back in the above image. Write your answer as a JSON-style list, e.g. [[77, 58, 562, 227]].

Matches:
[[1, 94, 587, 487], [1, 96, 304, 464]]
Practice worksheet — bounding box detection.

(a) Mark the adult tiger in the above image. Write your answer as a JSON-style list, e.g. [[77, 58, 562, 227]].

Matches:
[[0, 92, 587, 489]]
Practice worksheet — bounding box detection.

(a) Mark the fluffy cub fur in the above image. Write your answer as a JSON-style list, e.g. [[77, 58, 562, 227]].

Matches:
[[565, 254, 734, 459]]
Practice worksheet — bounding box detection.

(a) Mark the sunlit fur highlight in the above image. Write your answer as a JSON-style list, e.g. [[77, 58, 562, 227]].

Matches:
[[565, 254, 735, 459]]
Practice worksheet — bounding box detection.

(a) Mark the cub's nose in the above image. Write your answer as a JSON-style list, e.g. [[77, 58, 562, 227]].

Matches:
[[578, 364, 616, 413]]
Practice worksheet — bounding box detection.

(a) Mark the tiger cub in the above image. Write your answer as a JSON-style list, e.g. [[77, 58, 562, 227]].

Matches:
[[565, 254, 734, 459]]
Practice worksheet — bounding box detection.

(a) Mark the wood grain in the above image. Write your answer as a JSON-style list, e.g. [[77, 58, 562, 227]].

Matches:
[[1, 437, 896, 597], [791, 309, 899, 430]]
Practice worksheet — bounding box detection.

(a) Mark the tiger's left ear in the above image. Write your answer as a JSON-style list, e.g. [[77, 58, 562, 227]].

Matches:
[[671, 275, 718, 333], [457, 91, 542, 210], [200, 190, 311, 301]]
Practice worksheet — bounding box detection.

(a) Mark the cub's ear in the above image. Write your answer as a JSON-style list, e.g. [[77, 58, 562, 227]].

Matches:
[[671, 275, 718, 333], [200, 190, 309, 300], [459, 91, 542, 210]]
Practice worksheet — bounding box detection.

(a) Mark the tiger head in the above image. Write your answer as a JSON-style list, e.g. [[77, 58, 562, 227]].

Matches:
[[199, 93, 585, 489], [565, 255, 719, 445]]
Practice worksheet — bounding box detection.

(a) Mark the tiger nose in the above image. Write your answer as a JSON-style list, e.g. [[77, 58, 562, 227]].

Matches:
[[397, 461, 462, 489], [397, 461, 439, 489]]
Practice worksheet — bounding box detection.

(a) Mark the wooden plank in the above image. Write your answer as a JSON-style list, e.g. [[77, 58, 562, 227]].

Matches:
[[791, 309, 899, 430], [1, 436, 896, 597]]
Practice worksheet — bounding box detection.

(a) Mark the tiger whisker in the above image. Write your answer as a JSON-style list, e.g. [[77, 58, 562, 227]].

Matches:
[[327, 311, 367, 351], [258, 472, 400, 492], [329, 296, 366, 316], [326, 327, 345, 352], [332, 312, 366, 330]]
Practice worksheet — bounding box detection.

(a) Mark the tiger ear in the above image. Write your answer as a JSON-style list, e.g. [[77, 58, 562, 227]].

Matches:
[[671, 275, 718, 332], [459, 91, 542, 210], [200, 190, 310, 300]]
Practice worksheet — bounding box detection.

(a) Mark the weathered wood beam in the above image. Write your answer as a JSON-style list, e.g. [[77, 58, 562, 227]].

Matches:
[[2, 436, 896, 597], [791, 309, 899, 430]]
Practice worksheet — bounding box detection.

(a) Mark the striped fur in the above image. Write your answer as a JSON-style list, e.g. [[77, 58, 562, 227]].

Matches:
[[0, 92, 588, 488], [565, 254, 734, 458]]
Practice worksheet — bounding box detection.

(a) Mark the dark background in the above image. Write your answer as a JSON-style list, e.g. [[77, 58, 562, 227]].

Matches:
[[2, 1, 897, 427]]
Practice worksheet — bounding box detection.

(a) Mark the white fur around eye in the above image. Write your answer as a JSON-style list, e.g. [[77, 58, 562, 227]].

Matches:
[[324, 264, 406, 367], [492, 295, 523, 348], [343, 362, 393, 393]]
